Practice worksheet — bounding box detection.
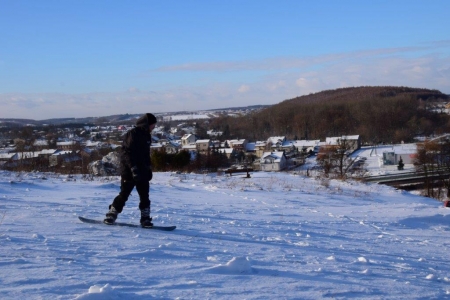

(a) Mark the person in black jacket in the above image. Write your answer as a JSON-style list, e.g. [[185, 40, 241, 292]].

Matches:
[[104, 113, 157, 227]]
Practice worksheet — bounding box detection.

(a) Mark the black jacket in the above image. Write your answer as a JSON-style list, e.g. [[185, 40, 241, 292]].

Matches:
[[120, 114, 152, 176]]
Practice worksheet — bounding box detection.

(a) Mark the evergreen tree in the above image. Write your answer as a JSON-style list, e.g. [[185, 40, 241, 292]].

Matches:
[[397, 157, 404, 170]]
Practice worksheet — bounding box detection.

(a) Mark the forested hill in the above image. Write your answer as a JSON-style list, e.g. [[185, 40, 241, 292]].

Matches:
[[210, 86, 449, 144]]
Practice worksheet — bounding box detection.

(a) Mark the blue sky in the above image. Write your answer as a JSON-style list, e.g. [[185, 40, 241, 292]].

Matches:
[[1, 0, 449, 119]]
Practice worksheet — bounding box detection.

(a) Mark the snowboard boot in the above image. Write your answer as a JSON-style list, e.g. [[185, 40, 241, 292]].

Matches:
[[104, 206, 118, 225], [140, 207, 153, 228]]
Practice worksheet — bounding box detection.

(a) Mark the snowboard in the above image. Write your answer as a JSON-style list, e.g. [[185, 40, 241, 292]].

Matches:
[[78, 216, 176, 231]]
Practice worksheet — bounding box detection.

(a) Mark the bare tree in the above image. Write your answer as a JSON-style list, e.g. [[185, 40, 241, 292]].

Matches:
[[414, 138, 450, 199], [316, 137, 355, 179]]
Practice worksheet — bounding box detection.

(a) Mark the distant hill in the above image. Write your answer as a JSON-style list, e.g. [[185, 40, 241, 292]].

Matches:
[[0, 105, 270, 127], [209, 86, 450, 143]]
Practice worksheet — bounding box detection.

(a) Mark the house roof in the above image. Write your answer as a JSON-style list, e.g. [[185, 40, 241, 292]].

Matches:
[[33, 140, 49, 146], [267, 136, 286, 145], [218, 148, 235, 154], [291, 140, 320, 147], [150, 143, 163, 148], [164, 141, 180, 147], [326, 135, 360, 145], [40, 149, 58, 155], [57, 141, 76, 145], [383, 144, 417, 155], [260, 151, 285, 162], [182, 144, 197, 150], [245, 142, 256, 151], [196, 139, 210, 143], [51, 150, 73, 156], [0, 153, 16, 159]]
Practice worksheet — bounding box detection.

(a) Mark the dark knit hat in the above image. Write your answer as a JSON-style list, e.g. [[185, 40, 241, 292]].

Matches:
[[136, 113, 157, 128], [146, 113, 157, 125]]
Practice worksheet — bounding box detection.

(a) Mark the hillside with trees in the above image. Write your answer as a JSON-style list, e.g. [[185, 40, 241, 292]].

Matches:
[[209, 86, 450, 144]]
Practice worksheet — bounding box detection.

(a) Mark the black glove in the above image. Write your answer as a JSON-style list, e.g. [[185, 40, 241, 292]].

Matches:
[[148, 166, 153, 181], [131, 166, 141, 182]]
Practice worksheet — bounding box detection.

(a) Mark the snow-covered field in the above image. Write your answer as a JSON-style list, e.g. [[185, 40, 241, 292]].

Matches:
[[163, 113, 212, 121], [1, 170, 449, 299]]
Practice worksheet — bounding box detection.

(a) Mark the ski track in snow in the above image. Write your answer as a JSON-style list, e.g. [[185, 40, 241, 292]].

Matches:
[[0, 171, 450, 299]]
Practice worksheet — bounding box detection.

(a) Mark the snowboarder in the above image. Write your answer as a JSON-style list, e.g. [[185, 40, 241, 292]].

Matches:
[[104, 113, 157, 227]]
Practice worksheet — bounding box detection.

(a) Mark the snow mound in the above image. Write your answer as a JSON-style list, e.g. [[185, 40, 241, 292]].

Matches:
[[209, 256, 255, 275], [75, 284, 122, 300]]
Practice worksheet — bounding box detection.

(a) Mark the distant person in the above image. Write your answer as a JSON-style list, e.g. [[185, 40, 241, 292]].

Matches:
[[104, 113, 157, 227]]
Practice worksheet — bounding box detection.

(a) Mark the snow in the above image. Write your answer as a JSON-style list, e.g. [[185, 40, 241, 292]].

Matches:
[[299, 145, 418, 177], [1, 170, 450, 299], [166, 114, 211, 121]]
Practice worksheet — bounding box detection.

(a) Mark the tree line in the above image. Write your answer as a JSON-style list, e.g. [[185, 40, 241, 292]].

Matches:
[[208, 86, 450, 144]]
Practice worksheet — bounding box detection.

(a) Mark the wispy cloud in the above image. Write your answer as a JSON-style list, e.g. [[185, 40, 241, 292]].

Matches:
[[151, 42, 448, 74]]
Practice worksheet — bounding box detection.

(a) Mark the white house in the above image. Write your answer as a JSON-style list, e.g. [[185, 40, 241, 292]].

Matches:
[[33, 139, 49, 150], [267, 136, 286, 149], [227, 139, 247, 151], [163, 141, 181, 154], [291, 140, 321, 154], [56, 141, 78, 150], [150, 142, 163, 152], [181, 134, 196, 146], [218, 148, 236, 159], [182, 144, 197, 153], [207, 130, 223, 137], [382, 143, 417, 165], [196, 139, 211, 154], [260, 151, 287, 171], [325, 135, 361, 153], [253, 141, 267, 158]]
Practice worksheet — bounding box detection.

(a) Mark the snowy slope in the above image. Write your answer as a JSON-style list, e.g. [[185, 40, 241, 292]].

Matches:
[[0, 170, 449, 299]]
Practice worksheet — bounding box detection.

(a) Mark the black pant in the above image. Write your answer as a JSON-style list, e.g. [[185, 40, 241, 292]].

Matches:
[[111, 174, 150, 213]]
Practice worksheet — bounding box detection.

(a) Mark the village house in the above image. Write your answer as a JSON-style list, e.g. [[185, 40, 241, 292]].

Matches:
[[56, 141, 79, 150], [245, 142, 255, 155], [13, 152, 40, 167], [218, 147, 237, 159], [291, 140, 320, 154], [85, 140, 103, 149], [49, 150, 81, 168], [181, 143, 197, 153], [267, 136, 286, 150], [179, 124, 196, 135], [196, 139, 211, 154], [150, 142, 164, 152], [181, 134, 196, 146], [227, 139, 247, 151], [0, 153, 18, 168], [325, 135, 361, 153], [382, 143, 417, 165], [33, 139, 49, 150], [207, 130, 223, 137], [38, 149, 58, 158], [163, 140, 180, 154], [259, 151, 287, 171], [252, 141, 267, 158]]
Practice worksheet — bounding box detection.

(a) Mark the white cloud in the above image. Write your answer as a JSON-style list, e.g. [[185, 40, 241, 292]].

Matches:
[[127, 87, 140, 93], [151, 42, 450, 74], [295, 78, 308, 88], [238, 85, 250, 93], [267, 80, 286, 91]]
